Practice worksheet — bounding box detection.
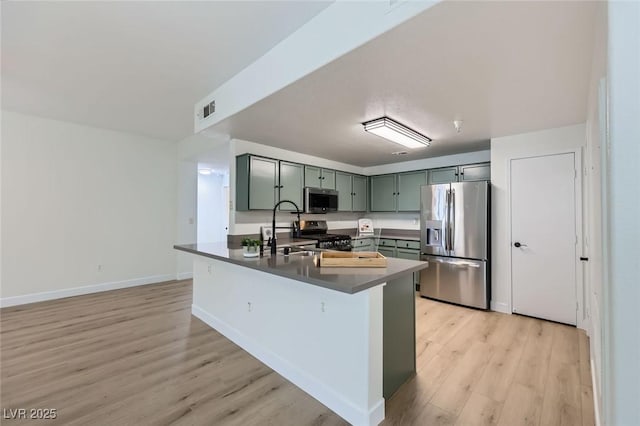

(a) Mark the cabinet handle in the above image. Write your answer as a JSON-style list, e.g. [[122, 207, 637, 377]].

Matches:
[[280, 185, 284, 188], [274, 185, 279, 189]]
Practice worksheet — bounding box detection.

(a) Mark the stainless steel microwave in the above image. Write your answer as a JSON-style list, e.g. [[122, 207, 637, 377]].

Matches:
[[304, 187, 338, 214]]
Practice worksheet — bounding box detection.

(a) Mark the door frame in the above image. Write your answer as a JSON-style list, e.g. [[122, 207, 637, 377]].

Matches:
[[507, 148, 586, 330]]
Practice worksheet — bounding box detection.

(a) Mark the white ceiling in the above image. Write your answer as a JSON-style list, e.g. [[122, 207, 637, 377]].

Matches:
[[2, 1, 597, 166], [1, 1, 331, 141], [214, 0, 597, 166]]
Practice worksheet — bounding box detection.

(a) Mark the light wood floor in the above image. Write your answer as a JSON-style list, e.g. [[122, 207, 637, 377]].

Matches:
[[0, 280, 594, 426]]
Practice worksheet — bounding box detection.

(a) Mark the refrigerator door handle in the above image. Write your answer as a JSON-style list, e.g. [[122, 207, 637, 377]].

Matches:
[[450, 189, 455, 251], [445, 189, 451, 251]]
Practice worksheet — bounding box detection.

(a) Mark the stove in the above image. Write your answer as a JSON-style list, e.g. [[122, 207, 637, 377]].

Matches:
[[293, 220, 352, 251]]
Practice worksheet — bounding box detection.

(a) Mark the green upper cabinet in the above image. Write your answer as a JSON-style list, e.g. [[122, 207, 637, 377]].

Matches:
[[397, 171, 427, 212], [238, 155, 278, 210], [335, 172, 353, 212], [279, 161, 304, 211], [335, 172, 367, 212], [428, 167, 458, 184], [459, 163, 491, 181], [304, 166, 335, 189], [428, 163, 490, 184], [304, 166, 321, 187], [238, 152, 489, 212], [236, 154, 304, 211], [321, 169, 336, 190], [352, 175, 367, 212], [370, 174, 397, 212]]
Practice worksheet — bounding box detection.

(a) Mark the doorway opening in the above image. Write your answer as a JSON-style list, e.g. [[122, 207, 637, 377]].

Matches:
[[197, 165, 229, 243]]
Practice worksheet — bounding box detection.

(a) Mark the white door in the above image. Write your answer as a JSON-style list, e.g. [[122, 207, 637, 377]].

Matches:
[[511, 153, 577, 325]]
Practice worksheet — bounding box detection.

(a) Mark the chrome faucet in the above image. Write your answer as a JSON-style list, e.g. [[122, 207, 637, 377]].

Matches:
[[271, 200, 302, 255]]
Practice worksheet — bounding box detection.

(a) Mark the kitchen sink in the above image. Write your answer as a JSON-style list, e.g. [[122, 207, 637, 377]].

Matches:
[[276, 247, 317, 257], [287, 250, 315, 257]]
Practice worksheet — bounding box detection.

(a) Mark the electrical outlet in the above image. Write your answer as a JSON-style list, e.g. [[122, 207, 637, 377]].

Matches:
[[188, 217, 194, 225], [321, 302, 326, 313], [97, 264, 103, 272], [207, 265, 212, 274], [247, 302, 252, 312]]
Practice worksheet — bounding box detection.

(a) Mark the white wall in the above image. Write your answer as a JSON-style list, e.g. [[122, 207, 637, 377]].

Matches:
[[604, 2, 640, 424], [0, 111, 178, 305], [175, 159, 197, 280], [490, 124, 586, 314]]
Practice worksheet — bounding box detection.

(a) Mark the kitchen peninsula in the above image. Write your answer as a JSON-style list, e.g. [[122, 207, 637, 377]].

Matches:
[[174, 243, 427, 426]]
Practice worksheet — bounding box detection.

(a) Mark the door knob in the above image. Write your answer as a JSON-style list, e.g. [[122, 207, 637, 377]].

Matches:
[[514, 242, 527, 248]]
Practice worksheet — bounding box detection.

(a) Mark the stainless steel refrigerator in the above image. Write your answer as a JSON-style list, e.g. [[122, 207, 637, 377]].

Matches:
[[419, 181, 490, 309]]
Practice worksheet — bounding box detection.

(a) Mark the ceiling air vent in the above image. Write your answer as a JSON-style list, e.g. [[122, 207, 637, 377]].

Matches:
[[203, 100, 216, 119]]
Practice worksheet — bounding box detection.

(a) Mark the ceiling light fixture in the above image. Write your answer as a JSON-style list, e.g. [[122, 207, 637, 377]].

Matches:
[[198, 168, 213, 175], [453, 120, 464, 133], [363, 116, 431, 149]]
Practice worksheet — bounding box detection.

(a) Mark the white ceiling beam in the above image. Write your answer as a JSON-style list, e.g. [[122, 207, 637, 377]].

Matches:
[[194, 0, 440, 134]]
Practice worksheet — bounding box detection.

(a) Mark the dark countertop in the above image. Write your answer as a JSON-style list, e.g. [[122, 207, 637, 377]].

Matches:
[[174, 243, 428, 295]]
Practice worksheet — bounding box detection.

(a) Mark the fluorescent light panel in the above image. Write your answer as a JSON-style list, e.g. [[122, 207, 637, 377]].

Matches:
[[363, 117, 431, 149]]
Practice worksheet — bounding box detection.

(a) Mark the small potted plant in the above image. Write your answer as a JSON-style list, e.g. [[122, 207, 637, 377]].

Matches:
[[241, 238, 261, 258]]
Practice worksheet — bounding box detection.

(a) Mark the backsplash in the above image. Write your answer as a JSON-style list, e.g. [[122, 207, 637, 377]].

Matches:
[[231, 211, 420, 235]]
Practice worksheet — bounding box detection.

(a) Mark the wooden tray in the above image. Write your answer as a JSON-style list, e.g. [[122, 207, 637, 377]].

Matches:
[[319, 251, 387, 268]]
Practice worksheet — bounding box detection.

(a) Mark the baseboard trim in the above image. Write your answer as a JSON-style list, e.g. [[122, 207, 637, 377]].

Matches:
[[176, 272, 193, 280], [192, 304, 382, 426], [591, 359, 601, 426], [0, 274, 175, 308], [490, 301, 510, 313]]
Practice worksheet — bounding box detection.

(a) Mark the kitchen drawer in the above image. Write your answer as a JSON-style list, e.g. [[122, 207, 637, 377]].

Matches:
[[352, 238, 373, 248], [395, 240, 420, 250], [396, 248, 420, 260], [377, 247, 396, 258], [378, 239, 397, 248]]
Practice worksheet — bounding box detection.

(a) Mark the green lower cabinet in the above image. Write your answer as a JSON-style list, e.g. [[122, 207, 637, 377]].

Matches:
[[383, 273, 416, 398], [377, 247, 396, 258], [395, 246, 422, 290], [396, 248, 420, 261], [352, 237, 373, 252]]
